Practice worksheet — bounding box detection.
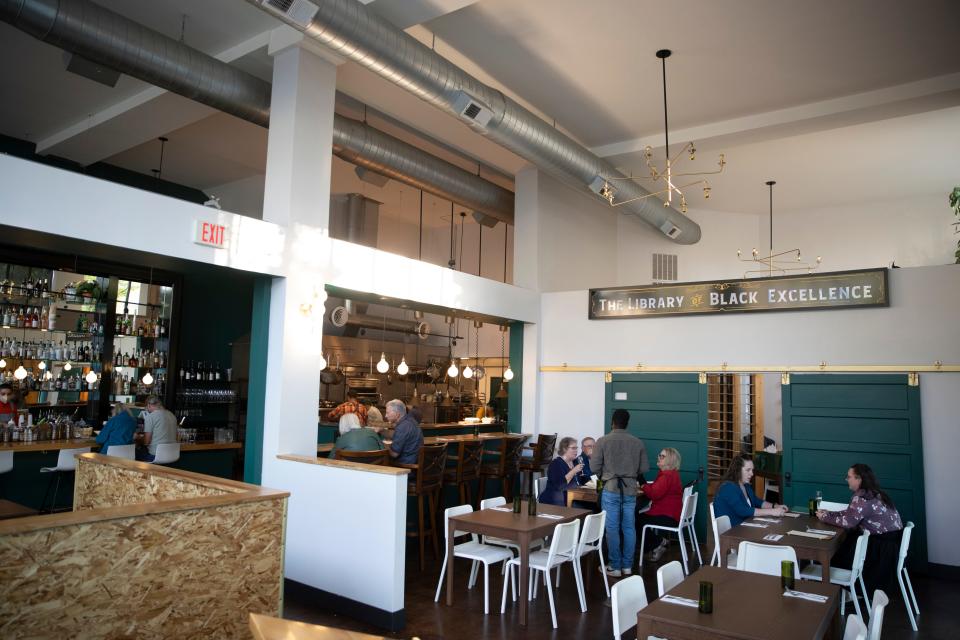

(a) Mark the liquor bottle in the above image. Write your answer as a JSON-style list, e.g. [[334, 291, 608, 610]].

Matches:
[[214, 362, 221, 381], [16, 307, 25, 328], [24, 278, 33, 297], [123, 375, 131, 395], [179, 363, 185, 382]]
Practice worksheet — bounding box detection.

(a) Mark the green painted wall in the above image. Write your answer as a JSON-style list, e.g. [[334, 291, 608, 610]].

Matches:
[[243, 277, 272, 485], [506, 321, 523, 433]]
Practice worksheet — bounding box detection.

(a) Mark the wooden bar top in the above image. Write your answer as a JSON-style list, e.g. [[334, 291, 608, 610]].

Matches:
[[278, 454, 410, 476], [0, 439, 242, 453], [249, 613, 386, 640], [317, 431, 529, 454]]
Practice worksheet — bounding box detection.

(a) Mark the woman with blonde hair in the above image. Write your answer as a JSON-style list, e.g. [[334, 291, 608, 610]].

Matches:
[[95, 402, 137, 455], [637, 447, 685, 562], [538, 436, 585, 506]]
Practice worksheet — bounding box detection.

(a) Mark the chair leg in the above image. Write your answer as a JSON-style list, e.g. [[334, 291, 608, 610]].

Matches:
[[510, 561, 516, 601], [904, 568, 920, 616], [638, 526, 649, 568], [459, 482, 467, 507], [690, 525, 703, 566], [417, 494, 426, 572], [899, 570, 918, 631], [501, 564, 511, 613], [574, 558, 587, 613], [428, 491, 441, 560], [850, 585, 863, 623], [483, 562, 491, 614], [469, 560, 479, 588], [555, 564, 561, 588], [51, 471, 62, 513], [678, 528, 689, 575], [434, 553, 448, 602], [39, 472, 56, 514], [597, 547, 610, 597], [858, 575, 871, 614], [478, 475, 487, 505], [840, 588, 847, 616], [545, 569, 558, 628]]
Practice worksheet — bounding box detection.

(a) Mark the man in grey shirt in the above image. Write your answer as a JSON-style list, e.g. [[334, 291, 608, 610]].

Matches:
[[137, 395, 178, 462], [592, 408, 649, 577]]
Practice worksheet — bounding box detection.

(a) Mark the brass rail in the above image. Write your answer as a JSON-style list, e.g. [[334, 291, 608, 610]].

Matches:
[[540, 363, 959, 373]]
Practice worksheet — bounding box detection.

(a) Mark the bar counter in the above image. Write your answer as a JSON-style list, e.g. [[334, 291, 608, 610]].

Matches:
[[0, 439, 242, 453], [318, 431, 527, 454]]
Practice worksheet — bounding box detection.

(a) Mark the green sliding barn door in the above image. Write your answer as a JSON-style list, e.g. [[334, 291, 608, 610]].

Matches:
[[782, 374, 926, 566], [605, 373, 709, 536]]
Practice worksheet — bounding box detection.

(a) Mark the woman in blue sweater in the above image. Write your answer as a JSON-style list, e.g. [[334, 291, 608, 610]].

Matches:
[[538, 437, 586, 506], [713, 455, 788, 527], [95, 403, 137, 455]]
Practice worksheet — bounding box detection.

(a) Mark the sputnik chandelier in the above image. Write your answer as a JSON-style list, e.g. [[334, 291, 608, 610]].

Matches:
[[737, 180, 822, 278], [596, 49, 726, 214]]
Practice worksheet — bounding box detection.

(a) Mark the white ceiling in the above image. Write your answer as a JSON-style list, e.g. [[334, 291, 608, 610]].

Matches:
[[1, 0, 959, 216]]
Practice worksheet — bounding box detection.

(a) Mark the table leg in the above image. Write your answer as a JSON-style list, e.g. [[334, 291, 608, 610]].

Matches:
[[720, 538, 732, 568], [566, 492, 574, 508], [445, 518, 456, 606], [518, 531, 531, 626], [819, 549, 831, 581]]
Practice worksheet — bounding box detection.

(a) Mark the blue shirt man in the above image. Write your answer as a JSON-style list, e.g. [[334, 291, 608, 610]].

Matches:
[[385, 399, 423, 464]]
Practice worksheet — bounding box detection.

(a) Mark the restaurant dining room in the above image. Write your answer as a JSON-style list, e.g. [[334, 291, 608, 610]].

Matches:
[[1, 0, 959, 639]]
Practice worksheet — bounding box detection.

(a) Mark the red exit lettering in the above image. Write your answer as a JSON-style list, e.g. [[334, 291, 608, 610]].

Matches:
[[196, 221, 227, 248]]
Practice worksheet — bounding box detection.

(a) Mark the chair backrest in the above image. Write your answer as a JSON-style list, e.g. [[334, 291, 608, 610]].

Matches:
[[106, 444, 135, 460], [535, 474, 548, 497], [867, 589, 888, 640], [335, 449, 389, 465], [657, 560, 684, 597], [544, 519, 580, 566], [682, 483, 694, 501], [850, 531, 871, 579], [413, 443, 448, 493], [0, 450, 13, 474], [820, 500, 848, 512], [843, 613, 867, 640], [611, 575, 648, 640], [57, 447, 91, 471], [679, 491, 698, 526], [480, 496, 506, 510], [534, 433, 557, 466], [443, 504, 476, 542], [709, 502, 732, 562], [152, 443, 180, 465], [737, 541, 798, 577], [897, 521, 914, 571], [499, 436, 527, 475], [577, 511, 606, 555], [453, 440, 484, 482]]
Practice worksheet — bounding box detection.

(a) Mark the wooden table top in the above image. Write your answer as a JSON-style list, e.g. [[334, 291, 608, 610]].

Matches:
[[0, 499, 37, 519], [451, 500, 589, 539], [249, 613, 387, 639], [720, 512, 845, 555], [0, 439, 241, 453], [638, 565, 840, 640]]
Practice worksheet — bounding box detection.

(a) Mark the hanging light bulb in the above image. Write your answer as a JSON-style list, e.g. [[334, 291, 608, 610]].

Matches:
[[397, 357, 409, 376], [43, 371, 53, 381], [85, 370, 98, 385], [142, 371, 154, 385], [503, 367, 514, 382], [13, 365, 28, 380], [447, 360, 459, 378], [463, 364, 474, 379], [376, 352, 390, 374], [318, 352, 327, 371], [0, 358, 6, 369], [64, 361, 72, 371], [37, 360, 47, 370]]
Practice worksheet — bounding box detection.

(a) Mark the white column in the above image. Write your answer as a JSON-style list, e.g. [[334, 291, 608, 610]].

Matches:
[[512, 165, 542, 435], [261, 42, 337, 468]]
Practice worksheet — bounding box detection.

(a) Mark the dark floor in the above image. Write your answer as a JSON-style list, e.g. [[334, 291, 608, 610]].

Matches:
[[284, 540, 958, 639]]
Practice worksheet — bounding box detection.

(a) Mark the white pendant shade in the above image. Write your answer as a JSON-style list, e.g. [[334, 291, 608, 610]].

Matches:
[[447, 362, 459, 378], [462, 365, 474, 379], [0, 358, 6, 368], [64, 361, 72, 371], [37, 360, 46, 370], [503, 367, 514, 381], [397, 358, 409, 376], [376, 353, 390, 373], [142, 371, 154, 385], [13, 365, 27, 380], [85, 370, 98, 384], [43, 371, 53, 380]]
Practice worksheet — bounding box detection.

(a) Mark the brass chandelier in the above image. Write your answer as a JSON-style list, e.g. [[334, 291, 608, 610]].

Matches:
[[597, 49, 726, 214], [738, 180, 822, 278]]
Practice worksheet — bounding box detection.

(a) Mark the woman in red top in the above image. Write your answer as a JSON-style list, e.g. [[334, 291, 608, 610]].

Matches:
[[638, 447, 684, 562]]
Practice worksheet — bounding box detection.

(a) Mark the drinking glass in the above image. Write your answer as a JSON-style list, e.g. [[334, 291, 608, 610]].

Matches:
[[781, 560, 795, 591], [698, 581, 714, 613], [815, 490, 823, 509]]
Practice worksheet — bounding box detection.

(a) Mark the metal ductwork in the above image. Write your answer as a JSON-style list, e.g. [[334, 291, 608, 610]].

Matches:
[[330, 305, 430, 339], [245, 0, 701, 244], [0, 0, 513, 223]]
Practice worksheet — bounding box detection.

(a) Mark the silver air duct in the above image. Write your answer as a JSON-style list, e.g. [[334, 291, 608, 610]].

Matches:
[[0, 0, 513, 223], [246, 0, 701, 244], [330, 306, 430, 339]]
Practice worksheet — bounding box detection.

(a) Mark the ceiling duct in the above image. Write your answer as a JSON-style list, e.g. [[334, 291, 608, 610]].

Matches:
[[0, 0, 513, 224], [329, 193, 380, 248], [245, 0, 701, 244], [329, 305, 430, 339]]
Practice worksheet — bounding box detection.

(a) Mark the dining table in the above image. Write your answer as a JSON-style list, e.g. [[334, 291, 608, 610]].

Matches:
[[446, 500, 590, 626], [719, 512, 846, 578], [637, 565, 841, 640]]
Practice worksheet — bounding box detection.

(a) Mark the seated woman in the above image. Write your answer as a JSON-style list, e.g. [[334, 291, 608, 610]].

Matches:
[[638, 448, 684, 562], [817, 463, 903, 593], [95, 402, 137, 455], [713, 454, 788, 527], [328, 413, 384, 458], [538, 436, 585, 506]]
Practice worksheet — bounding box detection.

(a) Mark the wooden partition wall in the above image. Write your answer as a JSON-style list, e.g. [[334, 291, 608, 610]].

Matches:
[[0, 454, 288, 639]]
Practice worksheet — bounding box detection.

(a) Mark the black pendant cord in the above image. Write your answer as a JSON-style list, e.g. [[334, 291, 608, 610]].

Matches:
[[477, 222, 482, 277], [503, 224, 508, 283], [418, 189, 423, 260], [458, 211, 465, 272], [767, 180, 776, 253], [157, 136, 168, 180], [658, 51, 670, 163], [448, 202, 456, 269]]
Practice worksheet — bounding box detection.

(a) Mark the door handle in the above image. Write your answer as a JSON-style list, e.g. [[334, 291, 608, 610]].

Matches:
[[784, 471, 792, 488], [697, 466, 704, 482]]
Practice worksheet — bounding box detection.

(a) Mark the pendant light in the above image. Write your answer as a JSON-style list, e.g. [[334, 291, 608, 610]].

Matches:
[[462, 319, 473, 378], [142, 371, 154, 385], [43, 371, 53, 381], [37, 360, 47, 370], [0, 358, 6, 369], [376, 313, 390, 373], [447, 360, 459, 378], [445, 314, 458, 378], [13, 365, 27, 380], [64, 361, 72, 371], [85, 370, 98, 386], [397, 357, 409, 376]]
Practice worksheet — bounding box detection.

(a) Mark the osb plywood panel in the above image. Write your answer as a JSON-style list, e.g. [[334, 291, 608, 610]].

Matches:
[[75, 459, 234, 511], [0, 496, 285, 639]]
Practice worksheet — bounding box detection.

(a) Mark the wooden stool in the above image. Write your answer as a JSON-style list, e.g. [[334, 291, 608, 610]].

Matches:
[[334, 449, 390, 465], [478, 435, 526, 504], [519, 433, 557, 496], [442, 439, 484, 508], [396, 443, 448, 572]]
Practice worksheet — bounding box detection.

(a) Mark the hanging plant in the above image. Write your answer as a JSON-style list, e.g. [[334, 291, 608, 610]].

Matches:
[[951, 186, 960, 264]]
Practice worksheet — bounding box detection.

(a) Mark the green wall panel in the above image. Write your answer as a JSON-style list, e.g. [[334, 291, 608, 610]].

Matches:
[[243, 277, 271, 485], [791, 382, 909, 410], [790, 416, 911, 446], [506, 321, 523, 433]]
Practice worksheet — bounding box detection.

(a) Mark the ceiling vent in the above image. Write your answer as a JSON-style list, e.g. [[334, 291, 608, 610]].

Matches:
[[659, 220, 682, 240], [652, 253, 678, 282], [452, 91, 494, 128], [330, 305, 349, 328], [260, 0, 318, 28]]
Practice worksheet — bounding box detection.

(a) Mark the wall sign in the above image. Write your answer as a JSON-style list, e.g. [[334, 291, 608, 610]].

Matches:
[[589, 268, 888, 319], [194, 220, 228, 249]]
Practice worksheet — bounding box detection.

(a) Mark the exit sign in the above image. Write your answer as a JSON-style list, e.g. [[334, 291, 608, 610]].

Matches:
[[194, 221, 228, 248]]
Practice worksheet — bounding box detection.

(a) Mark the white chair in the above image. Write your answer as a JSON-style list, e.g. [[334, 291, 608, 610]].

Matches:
[[570, 511, 609, 602], [709, 503, 738, 568], [535, 474, 548, 499], [737, 541, 798, 578], [151, 443, 180, 464], [639, 490, 702, 574], [801, 531, 870, 622], [0, 450, 12, 474], [656, 560, 684, 597], [897, 522, 920, 631], [434, 504, 513, 614], [819, 500, 848, 511], [843, 613, 867, 640], [611, 575, 648, 640], [479, 496, 542, 558], [39, 447, 90, 513], [104, 444, 135, 460], [500, 519, 582, 628], [867, 589, 888, 640]]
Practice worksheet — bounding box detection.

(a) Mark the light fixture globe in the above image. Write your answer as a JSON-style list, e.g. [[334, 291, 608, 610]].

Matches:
[[503, 367, 514, 382], [85, 370, 98, 385], [37, 360, 47, 370], [14, 365, 28, 380], [142, 371, 155, 385], [44, 371, 53, 380], [463, 365, 474, 379], [376, 353, 390, 374], [397, 357, 409, 376], [64, 361, 72, 371], [447, 361, 459, 378], [318, 353, 327, 371], [0, 358, 6, 369]]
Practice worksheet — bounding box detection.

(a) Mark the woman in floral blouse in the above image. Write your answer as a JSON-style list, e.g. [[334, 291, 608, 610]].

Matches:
[[817, 463, 903, 593]]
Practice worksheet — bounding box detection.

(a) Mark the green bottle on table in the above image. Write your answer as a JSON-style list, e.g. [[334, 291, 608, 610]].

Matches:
[[527, 493, 537, 516], [512, 494, 521, 513]]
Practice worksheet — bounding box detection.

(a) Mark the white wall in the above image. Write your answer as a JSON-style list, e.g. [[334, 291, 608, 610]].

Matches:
[[537, 265, 960, 566]]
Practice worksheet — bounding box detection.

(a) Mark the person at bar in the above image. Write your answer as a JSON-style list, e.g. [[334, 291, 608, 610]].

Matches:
[[475, 403, 495, 419], [386, 399, 422, 464], [327, 390, 368, 426], [0, 383, 18, 423], [638, 447, 684, 562], [713, 454, 788, 527], [538, 436, 585, 506], [817, 463, 903, 593], [136, 396, 177, 462], [328, 413, 384, 458], [578, 436, 595, 480], [365, 401, 388, 429], [95, 402, 137, 455]]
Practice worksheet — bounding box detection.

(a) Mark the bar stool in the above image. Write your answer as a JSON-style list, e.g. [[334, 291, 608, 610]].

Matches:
[[0, 450, 12, 498], [151, 443, 180, 465], [334, 449, 390, 465], [104, 444, 135, 460], [40, 447, 90, 513], [396, 443, 448, 571], [519, 433, 556, 495], [443, 439, 484, 508], [478, 435, 526, 503]]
